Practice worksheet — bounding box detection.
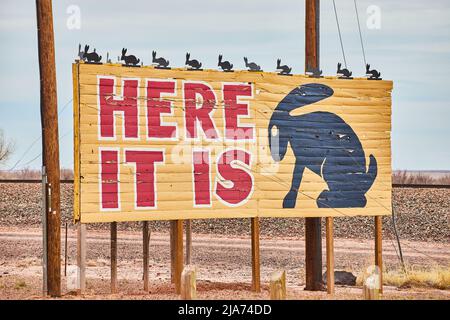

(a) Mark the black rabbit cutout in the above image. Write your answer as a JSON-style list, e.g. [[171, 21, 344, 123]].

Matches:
[[276, 59, 292, 76], [218, 55, 233, 72], [152, 51, 170, 69], [244, 57, 262, 72], [337, 63, 353, 79], [185, 53, 202, 70], [120, 48, 140, 66]]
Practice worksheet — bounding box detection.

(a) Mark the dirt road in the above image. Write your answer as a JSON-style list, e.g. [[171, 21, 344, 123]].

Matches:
[[0, 227, 448, 299]]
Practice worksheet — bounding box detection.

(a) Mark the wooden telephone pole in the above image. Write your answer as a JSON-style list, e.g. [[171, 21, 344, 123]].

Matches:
[[304, 0, 323, 291], [36, 0, 61, 297]]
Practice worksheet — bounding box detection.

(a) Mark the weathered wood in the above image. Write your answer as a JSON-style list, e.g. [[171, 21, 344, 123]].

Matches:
[[305, 0, 320, 73], [170, 220, 175, 284], [75, 62, 393, 224], [326, 217, 335, 295], [76, 222, 86, 295], [364, 285, 381, 300], [36, 0, 61, 297], [375, 216, 383, 294], [185, 219, 192, 265], [64, 222, 68, 276], [174, 220, 184, 294], [270, 270, 286, 300], [110, 222, 117, 294], [251, 217, 261, 292], [305, 0, 323, 293], [305, 217, 323, 291], [180, 265, 197, 300], [143, 221, 150, 292], [364, 272, 381, 300], [72, 62, 81, 222]]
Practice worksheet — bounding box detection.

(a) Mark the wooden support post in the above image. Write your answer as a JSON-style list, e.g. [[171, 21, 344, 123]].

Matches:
[[174, 220, 184, 294], [304, 0, 323, 291], [64, 222, 68, 277], [375, 216, 383, 294], [325, 217, 335, 295], [170, 220, 175, 283], [143, 221, 150, 292], [36, 0, 61, 297], [364, 283, 381, 300], [186, 220, 192, 265], [251, 217, 261, 292], [270, 270, 286, 300], [110, 222, 117, 294], [76, 222, 86, 295], [180, 265, 197, 300]]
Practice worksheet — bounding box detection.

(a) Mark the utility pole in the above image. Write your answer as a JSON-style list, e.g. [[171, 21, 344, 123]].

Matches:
[[36, 0, 61, 297], [304, 0, 323, 291]]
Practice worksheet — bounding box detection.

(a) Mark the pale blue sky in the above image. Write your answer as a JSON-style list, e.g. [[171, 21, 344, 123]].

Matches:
[[0, 0, 449, 170]]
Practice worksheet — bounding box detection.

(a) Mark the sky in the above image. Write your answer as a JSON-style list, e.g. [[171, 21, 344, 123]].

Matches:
[[0, 0, 449, 171]]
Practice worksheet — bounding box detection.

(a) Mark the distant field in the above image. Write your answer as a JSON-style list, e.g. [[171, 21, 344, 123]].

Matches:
[[2, 169, 450, 185]]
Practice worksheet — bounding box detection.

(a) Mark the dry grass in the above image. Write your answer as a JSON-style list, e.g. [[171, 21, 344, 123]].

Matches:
[[0, 167, 73, 180], [358, 266, 450, 290], [393, 170, 450, 185]]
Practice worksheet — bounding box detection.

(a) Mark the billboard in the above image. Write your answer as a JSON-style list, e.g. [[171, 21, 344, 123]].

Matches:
[[73, 62, 393, 223]]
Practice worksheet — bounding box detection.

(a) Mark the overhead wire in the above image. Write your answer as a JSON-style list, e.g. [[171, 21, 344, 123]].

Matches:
[[332, 0, 348, 68], [7, 98, 73, 171], [354, 0, 367, 67]]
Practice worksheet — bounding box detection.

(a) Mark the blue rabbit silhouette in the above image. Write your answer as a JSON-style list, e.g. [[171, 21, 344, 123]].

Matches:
[[268, 83, 377, 209]]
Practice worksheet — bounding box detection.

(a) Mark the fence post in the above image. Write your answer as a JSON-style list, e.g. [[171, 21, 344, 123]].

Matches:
[[76, 222, 86, 295], [180, 265, 197, 300], [270, 270, 286, 300], [143, 221, 150, 292], [111, 222, 117, 294], [375, 216, 383, 294], [251, 217, 261, 292]]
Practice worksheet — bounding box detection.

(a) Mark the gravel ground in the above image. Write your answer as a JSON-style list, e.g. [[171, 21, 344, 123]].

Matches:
[[0, 183, 448, 242]]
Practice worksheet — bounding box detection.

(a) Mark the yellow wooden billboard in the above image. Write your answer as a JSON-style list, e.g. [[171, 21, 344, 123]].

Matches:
[[73, 62, 393, 223]]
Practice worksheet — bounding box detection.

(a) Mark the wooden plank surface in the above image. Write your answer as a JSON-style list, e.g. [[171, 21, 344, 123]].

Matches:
[[75, 62, 393, 223]]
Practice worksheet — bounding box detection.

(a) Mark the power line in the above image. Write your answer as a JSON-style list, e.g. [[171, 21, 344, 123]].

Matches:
[[354, 0, 368, 67], [332, 0, 348, 68], [11, 127, 73, 170], [7, 98, 73, 171]]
